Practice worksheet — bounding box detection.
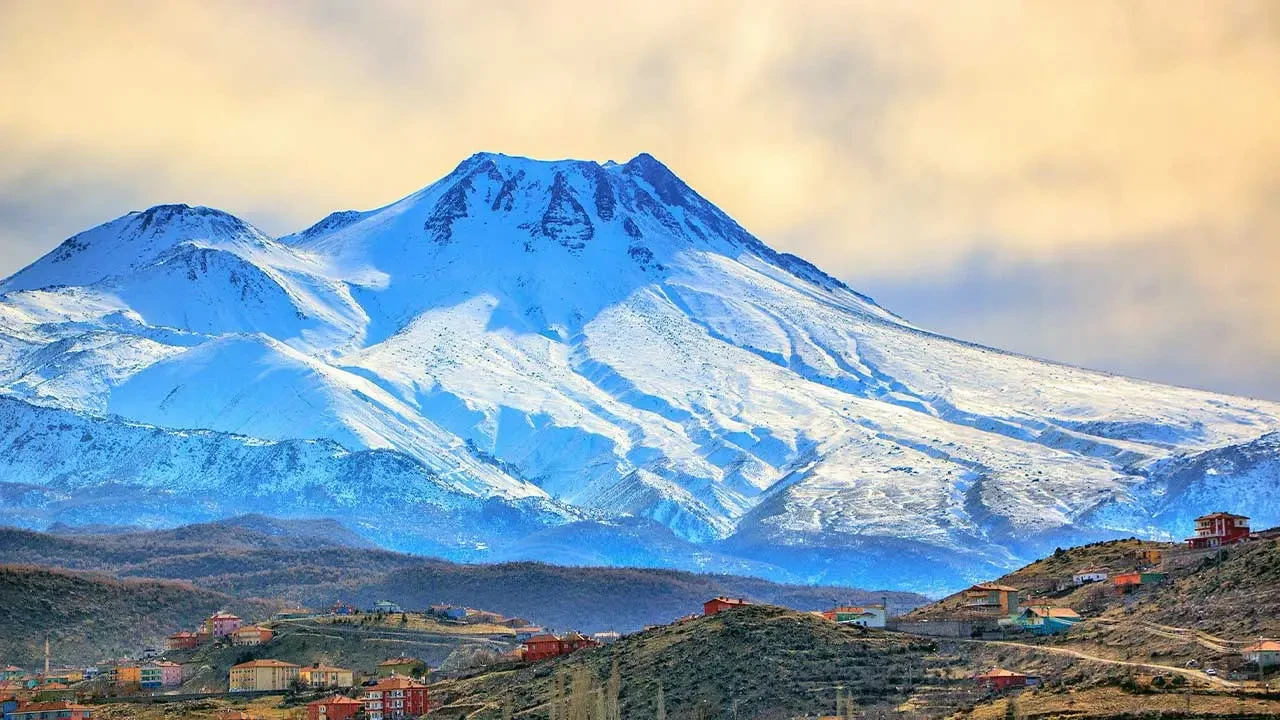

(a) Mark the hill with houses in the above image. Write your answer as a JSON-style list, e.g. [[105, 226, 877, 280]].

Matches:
[[0, 518, 925, 658]]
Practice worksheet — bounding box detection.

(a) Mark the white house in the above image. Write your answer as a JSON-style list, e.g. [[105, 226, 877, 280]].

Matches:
[[1072, 568, 1109, 585], [372, 600, 403, 614]]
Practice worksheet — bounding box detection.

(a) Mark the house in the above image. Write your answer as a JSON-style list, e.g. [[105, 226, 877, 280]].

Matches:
[[371, 601, 402, 614], [1242, 640, 1280, 667], [165, 632, 199, 651], [1072, 568, 1109, 585], [230, 626, 274, 647], [522, 632, 600, 662], [822, 606, 886, 628], [203, 612, 243, 639], [591, 631, 621, 645], [8, 702, 92, 720], [430, 605, 468, 620], [1, 667, 25, 681], [330, 602, 357, 616], [306, 695, 362, 720], [514, 627, 544, 642], [111, 665, 141, 687], [1186, 512, 1251, 549], [139, 661, 182, 689], [375, 657, 425, 679], [975, 668, 1038, 691], [299, 664, 355, 688], [963, 584, 1021, 613], [703, 597, 749, 616], [362, 676, 429, 720], [1138, 548, 1163, 566], [228, 659, 299, 692], [1007, 606, 1082, 635], [1114, 571, 1167, 590]]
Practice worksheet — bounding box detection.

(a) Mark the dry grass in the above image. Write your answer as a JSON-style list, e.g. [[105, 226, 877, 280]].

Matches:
[[955, 685, 1280, 719]]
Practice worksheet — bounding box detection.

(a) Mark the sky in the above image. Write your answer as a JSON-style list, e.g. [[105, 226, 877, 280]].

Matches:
[[1, 0, 1277, 400]]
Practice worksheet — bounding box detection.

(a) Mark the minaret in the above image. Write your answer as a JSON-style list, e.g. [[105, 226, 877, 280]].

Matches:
[[44, 634, 50, 676]]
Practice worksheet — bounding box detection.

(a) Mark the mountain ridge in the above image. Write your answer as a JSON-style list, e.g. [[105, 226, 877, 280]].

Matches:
[[1, 151, 1278, 592]]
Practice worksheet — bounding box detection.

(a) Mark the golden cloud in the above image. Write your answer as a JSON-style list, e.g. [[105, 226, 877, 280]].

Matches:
[[0, 0, 1276, 283]]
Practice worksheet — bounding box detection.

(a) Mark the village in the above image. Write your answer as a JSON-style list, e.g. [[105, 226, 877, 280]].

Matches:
[[2, 512, 1277, 720]]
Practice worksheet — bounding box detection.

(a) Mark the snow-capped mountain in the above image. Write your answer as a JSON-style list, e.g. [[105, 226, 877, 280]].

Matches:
[[2, 152, 1278, 592]]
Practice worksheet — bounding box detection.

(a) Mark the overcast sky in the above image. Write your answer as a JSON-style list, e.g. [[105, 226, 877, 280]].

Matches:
[[2, 0, 1277, 400]]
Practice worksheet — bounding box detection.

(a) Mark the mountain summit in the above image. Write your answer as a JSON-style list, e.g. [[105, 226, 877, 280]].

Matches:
[[1, 153, 1278, 591]]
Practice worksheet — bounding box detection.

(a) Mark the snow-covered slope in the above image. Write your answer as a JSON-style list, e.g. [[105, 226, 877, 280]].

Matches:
[[2, 152, 1278, 591]]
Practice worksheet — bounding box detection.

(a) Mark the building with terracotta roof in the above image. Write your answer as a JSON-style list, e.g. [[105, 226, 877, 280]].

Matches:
[[299, 664, 355, 688], [228, 659, 299, 692], [1186, 512, 1251, 549], [963, 584, 1021, 613], [975, 668, 1038, 691], [521, 632, 600, 662], [203, 612, 243, 639], [230, 626, 273, 647], [1242, 640, 1280, 667], [1, 666, 26, 681], [9, 701, 93, 719], [306, 695, 362, 720], [362, 676, 428, 720], [165, 631, 200, 651], [703, 597, 749, 616]]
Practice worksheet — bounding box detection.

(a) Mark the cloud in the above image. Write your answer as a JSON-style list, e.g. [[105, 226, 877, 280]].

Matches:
[[0, 0, 1276, 397]]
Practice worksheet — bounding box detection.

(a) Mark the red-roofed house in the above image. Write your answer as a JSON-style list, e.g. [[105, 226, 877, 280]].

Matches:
[[703, 597, 749, 615], [362, 676, 428, 720], [1243, 640, 1280, 667], [964, 584, 1021, 613], [306, 695, 362, 720], [521, 632, 600, 662], [165, 631, 199, 651], [203, 612, 243, 639], [1187, 512, 1251, 549], [975, 668, 1037, 691]]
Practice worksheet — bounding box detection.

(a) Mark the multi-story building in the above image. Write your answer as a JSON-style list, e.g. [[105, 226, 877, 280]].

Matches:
[[1186, 512, 1251, 549], [521, 632, 599, 662], [203, 612, 243, 639], [140, 661, 183, 689], [228, 659, 299, 692], [230, 626, 273, 647], [362, 676, 429, 720], [165, 632, 199, 651], [111, 665, 141, 688], [963, 583, 1021, 613], [299, 665, 355, 689]]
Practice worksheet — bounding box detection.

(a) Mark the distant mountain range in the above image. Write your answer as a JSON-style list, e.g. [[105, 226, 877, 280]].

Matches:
[[0, 518, 923, 666], [1, 152, 1278, 591]]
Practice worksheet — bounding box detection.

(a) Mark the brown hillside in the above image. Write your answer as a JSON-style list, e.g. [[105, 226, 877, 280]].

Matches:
[[0, 565, 277, 667], [431, 605, 937, 720]]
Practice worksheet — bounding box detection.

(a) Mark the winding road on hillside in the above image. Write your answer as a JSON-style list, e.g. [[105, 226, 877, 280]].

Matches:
[[950, 638, 1239, 688]]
